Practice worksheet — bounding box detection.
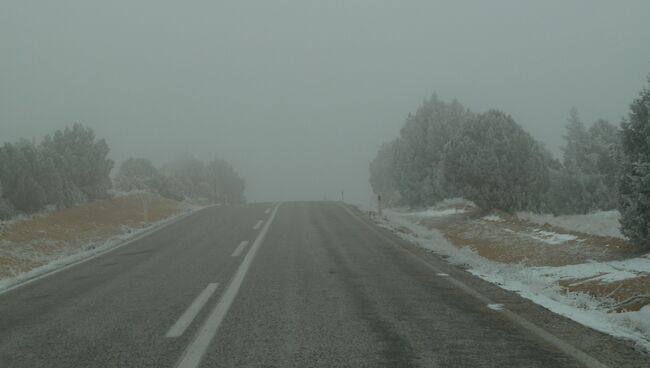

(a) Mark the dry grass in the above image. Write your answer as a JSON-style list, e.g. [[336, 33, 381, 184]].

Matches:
[[560, 275, 650, 311], [0, 193, 185, 278], [415, 209, 640, 267]]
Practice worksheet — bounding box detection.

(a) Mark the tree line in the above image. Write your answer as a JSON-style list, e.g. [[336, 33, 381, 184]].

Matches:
[[370, 75, 650, 248], [0, 124, 113, 219], [0, 123, 245, 220], [114, 155, 245, 204]]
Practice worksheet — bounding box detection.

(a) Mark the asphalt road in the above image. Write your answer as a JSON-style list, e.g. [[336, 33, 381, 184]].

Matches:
[[0, 202, 648, 367]]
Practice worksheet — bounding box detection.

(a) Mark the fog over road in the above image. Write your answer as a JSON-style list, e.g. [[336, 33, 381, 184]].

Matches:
[[0, 203, 647, 367]]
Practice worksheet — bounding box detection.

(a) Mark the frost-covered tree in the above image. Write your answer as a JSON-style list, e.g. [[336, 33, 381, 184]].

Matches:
[[163, 154, 210, 199], [207, 159, 246, 203], [369, 140, 400, 204], [0, 141, 48, 213], [0, 181, 14, 220], [0, 123, 114, 217], [442, 110, 549, 212], [160, 154, 245, 203], [548, 110, 621, 214], [588, 119, 620, 210], [392, 95, 471, 206], [41, 123, 113, 201], [618, 76, 650, 248], [115, 158, 160, 191], [115, 157, 184, 200], [563, 108, 596, 173], [590, 119, 620, 175], [38, 140, 85, 207], [545, 166, 589, 215]]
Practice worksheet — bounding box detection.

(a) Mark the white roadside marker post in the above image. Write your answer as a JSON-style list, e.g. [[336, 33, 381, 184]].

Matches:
[[143, 195, 149, 226], [377, 193, 383, 219]]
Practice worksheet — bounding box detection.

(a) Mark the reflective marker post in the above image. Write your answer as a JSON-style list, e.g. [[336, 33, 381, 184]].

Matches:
[[142, 195, 149, 225], [377, 193, 383, 218]]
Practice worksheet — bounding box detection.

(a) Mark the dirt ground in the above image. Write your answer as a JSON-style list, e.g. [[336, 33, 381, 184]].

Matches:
[[0, 193, 185, 279]]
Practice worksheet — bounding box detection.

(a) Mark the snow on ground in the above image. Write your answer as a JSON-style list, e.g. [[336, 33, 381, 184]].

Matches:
[[487, 303, 505, 311], [533, 257, 650, 284], [0, 201, 194, 294], [518, 210, 624, 239], [393, 198, 473, 218], [407, 208, 465, 217], [526, 230, 580, 245], [472, 266, 650, 350], [371, 204, 650, 351], [482, 214, 504, 222]]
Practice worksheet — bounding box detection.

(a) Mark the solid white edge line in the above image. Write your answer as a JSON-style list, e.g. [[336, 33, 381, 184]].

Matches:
[[166, 283, 220, 338], [174, 203, 280, 368], [339, 203, 609, 368], [0, 206, 211, 296], [231, 241, 249, 257], [253, 220, 264, 230]]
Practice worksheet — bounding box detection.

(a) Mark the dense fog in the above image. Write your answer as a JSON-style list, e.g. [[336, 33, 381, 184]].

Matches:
[[1, 1, 649, 203]]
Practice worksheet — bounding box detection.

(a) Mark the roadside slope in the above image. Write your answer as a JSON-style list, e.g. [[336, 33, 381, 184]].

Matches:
[[0, 192, 192, 290]]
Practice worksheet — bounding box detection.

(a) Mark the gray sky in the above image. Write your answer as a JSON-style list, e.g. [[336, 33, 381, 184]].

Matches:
[[1, 1, 649, 204]]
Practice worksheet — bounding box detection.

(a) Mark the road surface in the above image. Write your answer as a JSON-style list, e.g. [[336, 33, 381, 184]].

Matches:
[[0, 202, 647, 367]]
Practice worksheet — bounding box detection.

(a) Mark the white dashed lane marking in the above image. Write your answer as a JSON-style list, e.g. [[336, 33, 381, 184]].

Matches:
[[231, 241, 249, 257], [166, 283, 220, 338]]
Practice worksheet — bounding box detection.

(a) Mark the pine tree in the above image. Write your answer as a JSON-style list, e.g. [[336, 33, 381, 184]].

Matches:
[[618, 76, 650, 249], [551, 110, 620, 214], [588, 119, 620, 210], [563, 108, 596, 173]]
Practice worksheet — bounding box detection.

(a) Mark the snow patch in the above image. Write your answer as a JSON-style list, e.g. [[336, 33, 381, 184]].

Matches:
[[518, 210, 625, 239], [487, 303, 504, 311], [389, 198, 474, 219], [482, 214, 504, 222], [533, 257, 650, 284], [526, 230, 579, 245], [408, 208, 465, 217], [471, 267, 650, 350]]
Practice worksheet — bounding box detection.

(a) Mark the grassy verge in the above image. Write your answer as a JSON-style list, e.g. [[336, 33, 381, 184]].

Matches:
[[0, 193, 188, 280]]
